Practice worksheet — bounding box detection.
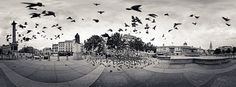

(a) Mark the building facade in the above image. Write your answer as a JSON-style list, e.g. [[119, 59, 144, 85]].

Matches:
[[52, 44, 58, 54], [156, 42, 204, 56]]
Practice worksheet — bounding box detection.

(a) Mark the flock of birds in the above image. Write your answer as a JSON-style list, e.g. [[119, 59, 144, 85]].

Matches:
[[5, 2, 232, 44]]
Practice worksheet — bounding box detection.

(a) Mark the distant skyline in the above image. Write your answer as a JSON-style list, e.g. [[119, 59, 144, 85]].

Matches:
[[0, 0, 236, 50]]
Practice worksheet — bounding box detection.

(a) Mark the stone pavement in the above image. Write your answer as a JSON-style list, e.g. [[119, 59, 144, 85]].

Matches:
[[0, 58, 105, 87]]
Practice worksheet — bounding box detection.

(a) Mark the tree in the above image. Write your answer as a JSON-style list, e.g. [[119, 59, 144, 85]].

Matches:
[[19, 46, 35, 53], [84, 35, 105, 55], [129, 38, 144, 51], [214, 48, 221, 55], [106, 33, 125, 50], [232, 47, 236, 54], [226, 48, 231, 54]]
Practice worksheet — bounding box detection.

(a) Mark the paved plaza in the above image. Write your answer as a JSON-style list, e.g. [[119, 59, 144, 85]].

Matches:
[[1, 56, 236, 87]]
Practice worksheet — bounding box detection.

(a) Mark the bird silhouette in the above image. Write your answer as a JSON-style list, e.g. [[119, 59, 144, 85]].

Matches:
[[152, 19, 156, 23], [162, 34, 165, 38], [131, 22, 138, 27], [19, 24, 26, 29], [226, 23, 231, 26], [101, 33, 110, 38], [145, 18, 151, 21], [93, 3, 100, 6], [43, 26, 47, 29], [24, 22, 28, 25], [108, 29, 113, 32], [22, 2, 45, 8], [146, 30, 149, 34], [150, 38, 155, 41], [58, 26, 62, 30], [222, 17, 230, 21], [195, 16, 200, 19], [168, 29, 173, 32], [189, 14, 194, 17], [98, 11, 105, 14], [153, 26, 156, 30], [28, 7, 37, 10], [67, 17, 73, 20], [27, 30, 32, 34], [133, 29, 137, 32], [42, 10, 56, 17], [173, 23, 182, 28], [30, 13, 41, 18], [118, 28, 123, 32], [144, 24, 150, 29], [71, 20, 76, 22], [192, 22, 197, 25], [164, 13, 169, 16], [35, 23, 39, 28], [124, 23, 130, 27], [148, 14, 158, 18], [126, 5, 142, 12], [93, 19, 99, 23]]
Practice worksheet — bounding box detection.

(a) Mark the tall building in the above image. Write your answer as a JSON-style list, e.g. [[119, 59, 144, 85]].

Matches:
[[52, 44, 58, 53], [10, 21, 18, 51], [58, 40, 74, 52]]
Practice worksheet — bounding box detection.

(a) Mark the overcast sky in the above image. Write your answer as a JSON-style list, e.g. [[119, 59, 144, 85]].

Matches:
[[0, 0, 236, 50]]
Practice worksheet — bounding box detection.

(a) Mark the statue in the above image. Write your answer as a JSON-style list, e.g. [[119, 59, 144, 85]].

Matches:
[[75, 33, 80, 44]]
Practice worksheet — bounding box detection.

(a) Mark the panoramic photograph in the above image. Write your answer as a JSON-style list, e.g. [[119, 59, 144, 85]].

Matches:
[[0, 0, 236, 87]]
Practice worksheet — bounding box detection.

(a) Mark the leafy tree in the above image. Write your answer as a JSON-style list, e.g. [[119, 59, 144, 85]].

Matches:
[[19, 46, 35, 53], [226, 48, 231, 54], [214, 48, 221, 54], [106, 33, 125, 50], [84, 35, 105, 55], [129, 38, 144, 51], [232, 47, 236, 54]]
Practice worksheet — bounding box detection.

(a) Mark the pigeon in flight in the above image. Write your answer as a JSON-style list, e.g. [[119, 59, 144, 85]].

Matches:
[[153, 26, 156, 30], [35, 23, 39, 28], [43, 26, 47, 29], [226, 23, 231, 26], [150, 38, 155, 41], [192, 22, 197, 25], [162, 34, 165, 38], [28, 7, 37, 10], [168, 29, 173, 32], [189, 14, 195, 17], [42, 10, 56, 17], [152, 19, 156, 23], [101, 33, 110, 38], [144, 24, 150, 29], [126, 5, 142, 12], [108, 29, 113, 32], [148, 14, 158, 18], [24, 22, 28, 25], [27, 30, 32, 34], [194, 16, 200, 19], [118, 28, 123, 32], [164, 13, 169, 16], [98, 11, 105, 14], [22, 2, 45, 8], [222, 17, 230, 21], [30, 13, 41, 18], [67, 17, 73, 20], [19, 24, 26, 29], [124, 23, 130, 27], [71, 20, 76, 22], [93, 19, 99, 23], [58, 26, 62, 30], [173, 23, 182, 28], [93, 3, 100, 6]]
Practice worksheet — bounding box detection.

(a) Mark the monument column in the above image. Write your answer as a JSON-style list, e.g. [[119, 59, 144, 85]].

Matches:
[[11, 21, 18, 51]]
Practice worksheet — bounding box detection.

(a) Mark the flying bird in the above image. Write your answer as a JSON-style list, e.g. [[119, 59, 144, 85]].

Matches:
[[153, 26, 156, 30], [144, 24, 150, 29], [173, 23, 182, 28], [148, 14, 158, 18], [27, 30, 32, 34], [192, 22, 197, 25], [126, 5, 142, 12], [168, 29, 173, 32], [101, 33, 110, 38], [194, 16, 200, 19], [189, 14, 194, 17], [19, 24, 26, 29], [21, 2, 45, 8], [150, 38, 155, 41], [30, 13, 40, 18], [222, 17, 230, 21], [93, 19, 99, 23], [124, 23, 130, 27], [42, 10, 56, 17], [118, 28, 123, 32], [164, 13, 169, 16], [71, 20, 76, 22], [93, 3, 100, 6], [58, 26, 62, 30], [67, 17, 73, 20], [226, 23, 231, 26], [97, 11, 105, 14], [108, 29, 113, 32], [152, 19, 156, 23]]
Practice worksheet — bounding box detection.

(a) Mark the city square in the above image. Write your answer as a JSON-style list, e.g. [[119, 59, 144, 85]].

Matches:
[[1, 0, 236, 87]]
